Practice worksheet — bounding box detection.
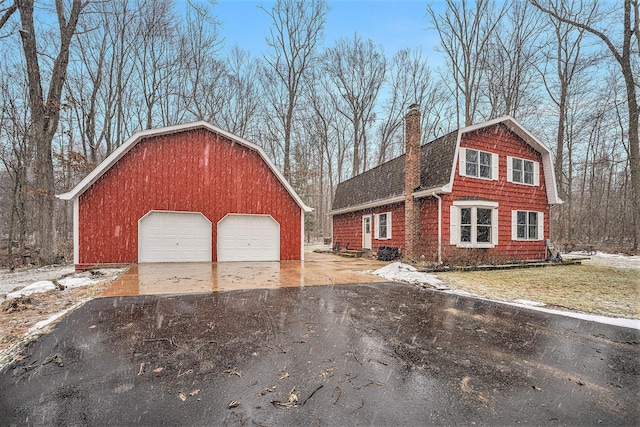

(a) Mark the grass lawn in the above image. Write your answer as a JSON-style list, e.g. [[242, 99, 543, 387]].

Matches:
[[436, 264, 639, 319]]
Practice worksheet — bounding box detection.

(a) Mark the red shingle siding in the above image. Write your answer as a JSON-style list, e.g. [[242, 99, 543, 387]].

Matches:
[[332, 203, 405, 252], [78, 129, 302, 265], [332, 124, 552, 262], [442, 126, 549, 260], [417, 198, 439, 260]]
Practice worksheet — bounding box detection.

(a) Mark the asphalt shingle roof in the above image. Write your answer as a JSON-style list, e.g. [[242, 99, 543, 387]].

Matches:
[[332, 131, 458, 211]]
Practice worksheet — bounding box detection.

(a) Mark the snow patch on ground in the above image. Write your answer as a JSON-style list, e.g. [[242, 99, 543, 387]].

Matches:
[[58, 277, 97, 289], [0, 265, 75, 296], [373, 262, 446, 289], [30, 299, 89, 331], [506, 300, 640, 330], [6, 281, 57, 299], [0, 267, 126, 301], [514, 299, 546, 307], [444, 289, 640, 330], [373, 258, 640, 330], [565, 252, 640, 269]]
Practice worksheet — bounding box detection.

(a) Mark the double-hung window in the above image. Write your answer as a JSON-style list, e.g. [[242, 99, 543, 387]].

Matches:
[[511, 210, 544, 241], [374, 212, 392, 240], [507, 156, 540, 186], [459, 148, 499, 180], [450, 201, 499, 248]]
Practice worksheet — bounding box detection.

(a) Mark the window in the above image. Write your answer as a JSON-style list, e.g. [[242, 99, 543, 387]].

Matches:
[[512, 210, 544, 241], [374, 212, 392, 240], [459, 148, 498, 180], [507, 156, 540, 186], [450, 201, 499, 248]]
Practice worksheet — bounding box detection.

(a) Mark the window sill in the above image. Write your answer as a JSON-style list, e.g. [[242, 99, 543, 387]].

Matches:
[[461, 175, 494, 181], [456, 243, 495, 249]]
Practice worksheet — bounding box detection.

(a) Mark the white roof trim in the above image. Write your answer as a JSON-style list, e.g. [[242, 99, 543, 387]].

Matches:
[[412, 186, 449, 199], [330, 195, 405, 216], [56, 121, 313, 213], [450, 116, 563, 205]]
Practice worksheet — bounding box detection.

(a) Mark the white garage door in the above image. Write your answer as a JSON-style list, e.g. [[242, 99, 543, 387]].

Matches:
[[138, 211, 212, 263], [217, 214, 280, 261]]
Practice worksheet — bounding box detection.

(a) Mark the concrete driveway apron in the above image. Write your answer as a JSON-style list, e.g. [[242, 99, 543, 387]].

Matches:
[[101, 251, 389, 297]]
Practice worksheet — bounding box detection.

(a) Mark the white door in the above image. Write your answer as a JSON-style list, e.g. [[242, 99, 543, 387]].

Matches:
[[362, 215, 372, 249], [217, 214, 280, 261], [138, 211, 212, 263]]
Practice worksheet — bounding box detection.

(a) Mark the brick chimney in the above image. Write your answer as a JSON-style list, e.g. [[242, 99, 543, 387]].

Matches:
[[404, 104, 421, 260]]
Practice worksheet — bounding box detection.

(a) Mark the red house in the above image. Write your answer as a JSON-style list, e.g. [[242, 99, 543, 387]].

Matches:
[[57, 122, 312, 269], [331, 106, 562, 263]]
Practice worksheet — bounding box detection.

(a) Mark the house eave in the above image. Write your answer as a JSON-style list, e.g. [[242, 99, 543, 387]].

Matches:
[[412, 186, 450, 199], [330, 195, 405, 216]]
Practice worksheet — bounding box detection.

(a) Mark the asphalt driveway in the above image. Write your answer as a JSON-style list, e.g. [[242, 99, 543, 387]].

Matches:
[[0, 281, 638, 426]]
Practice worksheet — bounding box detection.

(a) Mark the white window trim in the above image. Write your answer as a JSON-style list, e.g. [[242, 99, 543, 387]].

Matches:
[[450, 201, 498, 248], [507, 156, 540, 186], [459, 148, 499, 181], [374, 212, 392, 240], [511, 210, 544, 241]]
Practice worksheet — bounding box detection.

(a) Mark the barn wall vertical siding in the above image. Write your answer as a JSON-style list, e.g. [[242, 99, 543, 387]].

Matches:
[[78, 129, 302, 265]]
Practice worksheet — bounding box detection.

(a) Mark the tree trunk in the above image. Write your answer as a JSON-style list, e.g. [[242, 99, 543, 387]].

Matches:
[[16, 0, 86, 264]]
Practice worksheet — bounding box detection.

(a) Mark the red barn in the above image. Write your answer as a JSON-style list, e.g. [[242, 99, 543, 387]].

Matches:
[[57, 122, 312, 269], [331, 106, 563, 264]]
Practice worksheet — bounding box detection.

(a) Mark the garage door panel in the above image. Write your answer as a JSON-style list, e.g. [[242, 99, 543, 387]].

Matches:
[[139, 211, 212, 263], [217, 214, 280, 261]]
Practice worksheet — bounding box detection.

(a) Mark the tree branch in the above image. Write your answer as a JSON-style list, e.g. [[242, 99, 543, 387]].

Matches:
[[0, 2, 16, 31]]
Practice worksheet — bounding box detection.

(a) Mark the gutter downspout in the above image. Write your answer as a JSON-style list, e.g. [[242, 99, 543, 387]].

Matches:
[[432, 192, 442, 264]]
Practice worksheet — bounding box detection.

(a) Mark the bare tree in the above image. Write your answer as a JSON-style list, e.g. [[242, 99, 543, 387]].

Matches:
[[180, 2, 225, 124], [534, 0, 595, 241], [376, 47, 433, 164], [1, 0, 88, 264], [428, 0, 509, 126], [483, 0, 544, 119], [303, 71, 340, 238], [531, 0, 640, 249], [261, 0, 328, 181], [67, 4, 111, 164], [0, 60, 31, 267], [134, 0, 178, 129], [323, 34, 386, 176], [217, 46, 262, 139]]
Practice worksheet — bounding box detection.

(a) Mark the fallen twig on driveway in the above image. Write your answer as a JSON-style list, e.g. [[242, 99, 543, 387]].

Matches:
[[350, 398, 365, 414], [143, 337, 177, 347], [332, 387, 341, 405], [223, 368, 242, 378], [301, 385, 323, 406]]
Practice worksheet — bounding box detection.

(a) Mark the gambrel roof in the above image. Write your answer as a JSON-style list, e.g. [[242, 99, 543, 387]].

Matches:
[[331, 116, 562, 215], [57, 121, 312, 213]]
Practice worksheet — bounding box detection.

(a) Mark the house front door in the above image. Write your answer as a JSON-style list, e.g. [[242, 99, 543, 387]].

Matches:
[[362, 215, 372, 249]]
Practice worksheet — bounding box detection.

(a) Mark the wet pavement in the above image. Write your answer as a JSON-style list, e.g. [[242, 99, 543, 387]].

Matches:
[[101, 251, 389, 297], [0, 282, 638, 426]]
